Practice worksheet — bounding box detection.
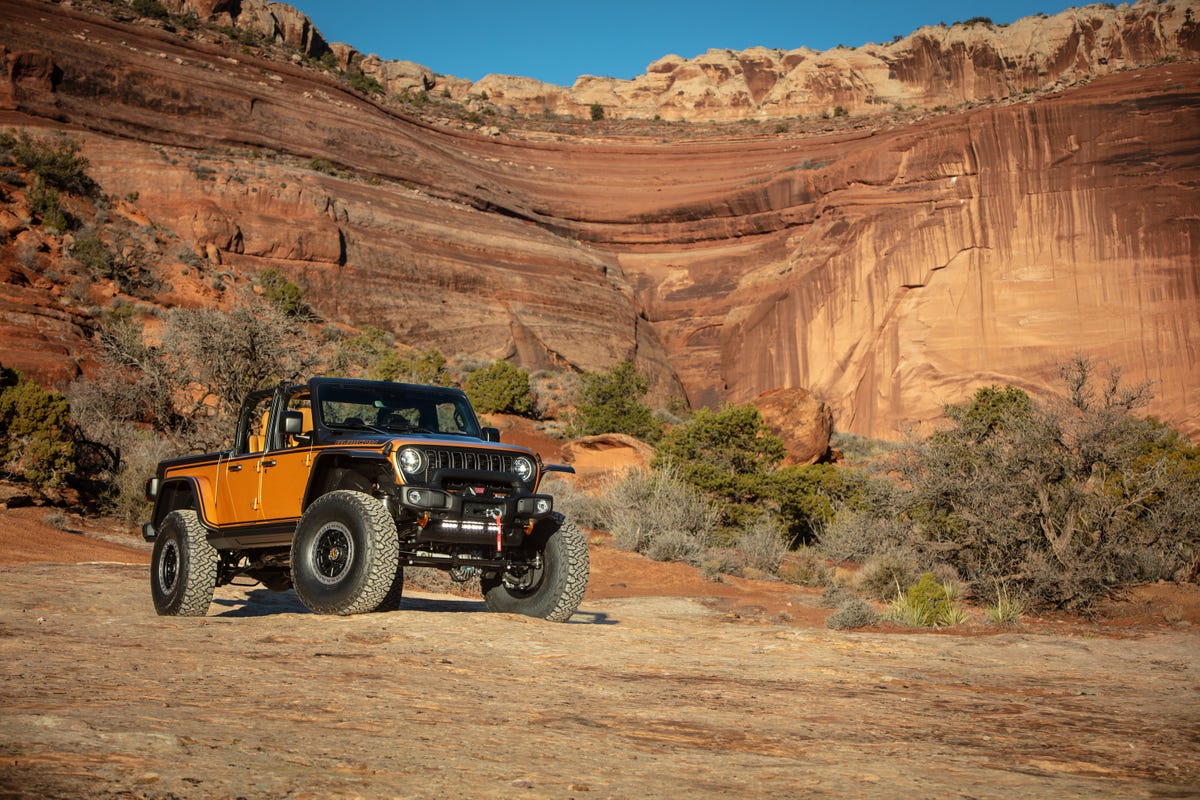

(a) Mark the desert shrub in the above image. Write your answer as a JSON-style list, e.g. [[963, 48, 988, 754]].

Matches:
[[307, 158, 337, 175], [389, 348, 449, 386], [73, 295, 317, 454], [177, 247, 202, 268], [539, 475, 606, 531], [69, 233, 115, 279], [830, 430, 897, 462], [529, 369, 579, 421], [102, 428, 173, 522], [645, 528, 709, 565], [826, 599, 878, 630], [985, 584, 1027, 626], [257, 268, 309, 318], [0, 365, 76, 487], [26, 178, 73, 232], [161, 302, 315, 425], [733, 514, 787, 575], [331, 327, 392, 378], [590, 103, 605, 121], [465, 360, 533, 416], [598, 465, 717, 566], [132, 0, 169, 20], [886, 572, 955, 627], [653, 403, 783, 530], [891, 356, 1200, 610], [568, 360, 661, 442], [858, 548, 921, 601], [815, 508, 908, 562], [699, 548, 742, 581], [347, 71, 383, 95], [769, 463, 870, 546], [43, 510, 69, 530], [1, 131, 96, 196], [318, 51, 339, 71], [780, 547, 830, 587], [818, 584, 856, 608], [329, 328, 449, 386]]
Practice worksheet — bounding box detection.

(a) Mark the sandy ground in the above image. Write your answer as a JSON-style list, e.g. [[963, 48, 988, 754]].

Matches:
[[1, 504, 1198, 799]]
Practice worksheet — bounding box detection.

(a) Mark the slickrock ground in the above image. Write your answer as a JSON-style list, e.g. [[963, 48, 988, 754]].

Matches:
[[1, 506, 1198, 800]]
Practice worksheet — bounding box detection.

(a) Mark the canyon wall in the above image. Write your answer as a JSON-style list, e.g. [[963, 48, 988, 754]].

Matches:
[[1, 0, 1197, 440]]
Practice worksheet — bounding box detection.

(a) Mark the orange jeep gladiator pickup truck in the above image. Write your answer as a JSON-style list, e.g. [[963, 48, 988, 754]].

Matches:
[[142, 377, 588, 621]]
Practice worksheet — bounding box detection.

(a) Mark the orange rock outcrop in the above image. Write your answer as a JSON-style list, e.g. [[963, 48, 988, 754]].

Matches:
[[0, 0, 1197, 442]]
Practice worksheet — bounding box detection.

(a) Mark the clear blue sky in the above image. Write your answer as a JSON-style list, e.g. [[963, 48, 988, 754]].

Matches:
[[287, 0, 1086, 86]]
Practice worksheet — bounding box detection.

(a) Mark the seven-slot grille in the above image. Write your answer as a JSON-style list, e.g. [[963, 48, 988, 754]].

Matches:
[[421, 447, 515, 478]]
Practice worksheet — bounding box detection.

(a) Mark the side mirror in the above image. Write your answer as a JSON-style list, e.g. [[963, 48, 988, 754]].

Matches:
[[281, 410, 304, 435], [481, 426, 501, 442]]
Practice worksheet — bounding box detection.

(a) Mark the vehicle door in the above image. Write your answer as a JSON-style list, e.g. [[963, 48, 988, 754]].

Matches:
[[256, 388, 315, 524], [216, 390, 274, 525]]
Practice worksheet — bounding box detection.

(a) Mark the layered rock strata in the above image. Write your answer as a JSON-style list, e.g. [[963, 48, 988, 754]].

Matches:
[[0, 0, 1197, 442]]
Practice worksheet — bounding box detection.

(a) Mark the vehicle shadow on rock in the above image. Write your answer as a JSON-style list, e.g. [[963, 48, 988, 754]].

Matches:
[[211, 589, 311, 617], [211, 588, 615, 624]]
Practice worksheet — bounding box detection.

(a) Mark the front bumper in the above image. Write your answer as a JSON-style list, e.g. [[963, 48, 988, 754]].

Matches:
[[396, 468, 554, 546]]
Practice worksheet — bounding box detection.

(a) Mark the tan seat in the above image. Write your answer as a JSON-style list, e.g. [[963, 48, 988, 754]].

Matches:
[[247, 409, 270, 453]]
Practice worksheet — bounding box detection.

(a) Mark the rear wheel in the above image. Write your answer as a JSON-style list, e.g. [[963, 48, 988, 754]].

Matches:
[[150, 509, 218, 617], [481, 514, 589, 622], [291, 490, 400, 615]]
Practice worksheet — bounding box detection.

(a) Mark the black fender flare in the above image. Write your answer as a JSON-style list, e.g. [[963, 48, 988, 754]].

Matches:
[[302, 451, 394, 511], [147, 476, 206, 537]]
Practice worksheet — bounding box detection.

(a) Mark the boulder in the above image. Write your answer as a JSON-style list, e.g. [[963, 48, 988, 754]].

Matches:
[[562, 434, 655, 479], [754, 388, 833, 466]]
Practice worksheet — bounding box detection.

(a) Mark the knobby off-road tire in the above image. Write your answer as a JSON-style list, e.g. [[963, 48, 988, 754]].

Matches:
[[291, 490, 400, 615], [150, 509, 219, 617], [339, 468, 404, 611], [481, 513, 589, 622], [372, 565, 405, 613]]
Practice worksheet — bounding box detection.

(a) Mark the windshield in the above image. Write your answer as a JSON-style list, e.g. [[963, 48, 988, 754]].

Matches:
[[315, 384, 482, 438]]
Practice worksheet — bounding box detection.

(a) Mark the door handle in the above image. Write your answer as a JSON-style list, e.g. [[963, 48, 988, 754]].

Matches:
[[227, 464, 243, 472], [262, 459, 277, 467]]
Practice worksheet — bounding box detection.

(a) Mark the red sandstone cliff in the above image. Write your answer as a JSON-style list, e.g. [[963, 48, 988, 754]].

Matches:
[[1, 0, 1197, 442]]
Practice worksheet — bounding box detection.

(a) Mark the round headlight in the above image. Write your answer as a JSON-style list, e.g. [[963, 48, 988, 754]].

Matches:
[[398, 447, 425, 475], [512, 456, 535, 483]]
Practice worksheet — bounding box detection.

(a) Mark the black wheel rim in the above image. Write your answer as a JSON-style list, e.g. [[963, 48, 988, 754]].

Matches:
[[312, 524, 353, 585], [158, 540, 179, 595]]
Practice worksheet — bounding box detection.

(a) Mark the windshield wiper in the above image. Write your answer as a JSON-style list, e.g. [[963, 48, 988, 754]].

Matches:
[[383, 423, 435, 434], [330, 420, 389, 435]]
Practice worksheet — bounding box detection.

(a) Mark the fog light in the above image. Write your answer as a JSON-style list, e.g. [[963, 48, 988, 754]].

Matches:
[[406, 488, 424, 505], [536, 498, 552, 514]]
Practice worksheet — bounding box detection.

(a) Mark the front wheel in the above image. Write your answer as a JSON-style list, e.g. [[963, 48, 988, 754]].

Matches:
[[150, 509, 218, 616], [291, 490, 400, 615], [481, 514, 589, 622]]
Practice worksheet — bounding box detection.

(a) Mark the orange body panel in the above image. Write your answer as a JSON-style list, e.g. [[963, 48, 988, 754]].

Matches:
[[163, 445, 333, 528]]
